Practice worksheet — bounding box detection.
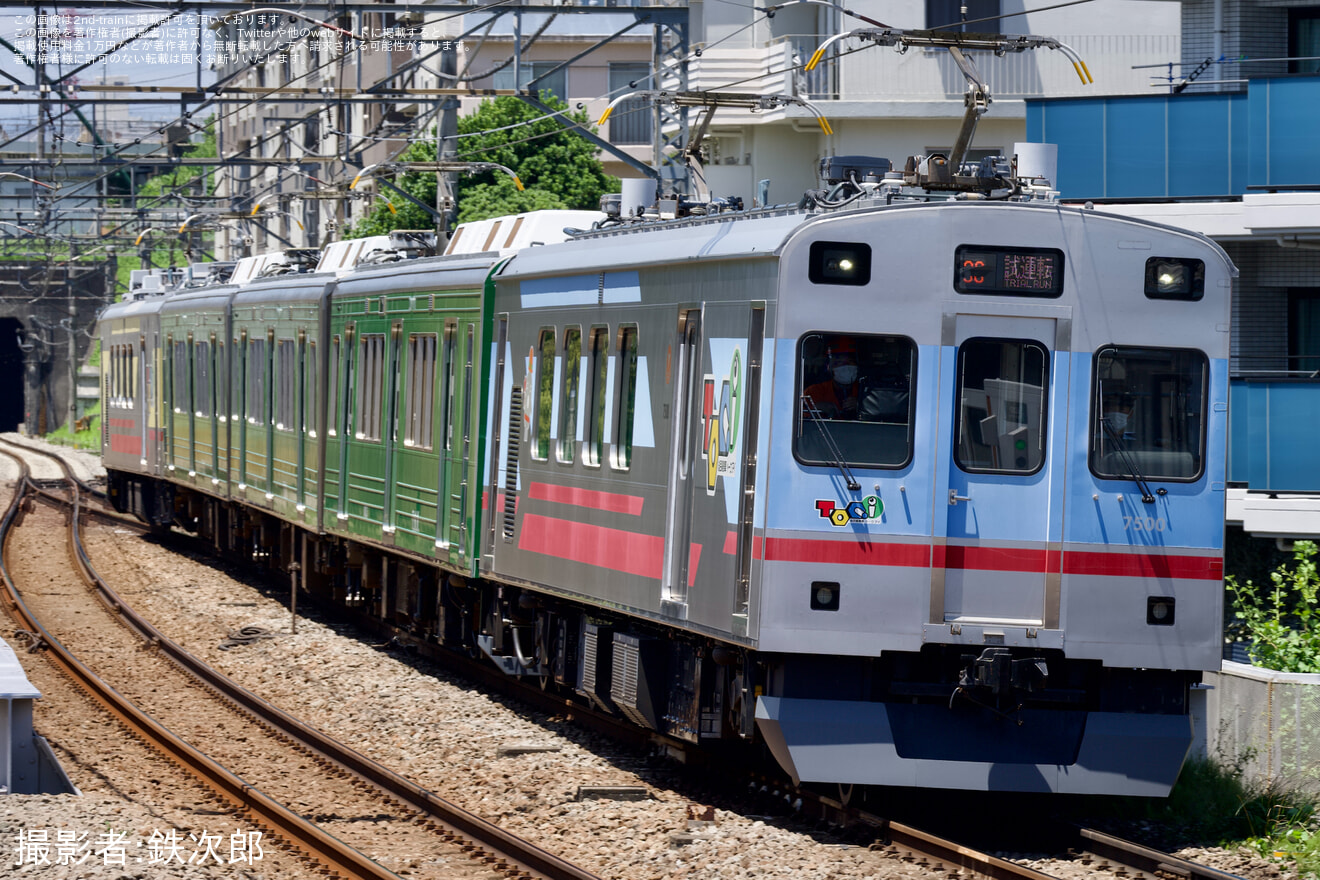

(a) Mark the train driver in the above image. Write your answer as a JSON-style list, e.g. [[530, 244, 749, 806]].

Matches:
[[1100, 391, 1137, 443], [805, 337, 861, 419]]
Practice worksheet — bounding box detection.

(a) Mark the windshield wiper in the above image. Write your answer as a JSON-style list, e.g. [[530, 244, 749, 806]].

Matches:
[[801, 394, 861, 491], [1100, 417, 1159, 504]]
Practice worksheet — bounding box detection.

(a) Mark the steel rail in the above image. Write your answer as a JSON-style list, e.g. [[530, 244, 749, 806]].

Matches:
[[1077, 827, 1247, 880], [0, 450, 402, 880], [8, 441, 604, 880]]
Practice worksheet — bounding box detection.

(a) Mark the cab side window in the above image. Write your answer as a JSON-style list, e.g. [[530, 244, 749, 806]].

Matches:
[[796, 333, 916, 469]]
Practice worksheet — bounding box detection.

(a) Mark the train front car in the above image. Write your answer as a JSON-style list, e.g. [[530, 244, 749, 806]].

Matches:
[[756, 201, 1233, 795]]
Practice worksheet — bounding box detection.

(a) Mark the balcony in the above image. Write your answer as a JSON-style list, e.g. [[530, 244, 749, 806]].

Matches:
[[682, 34, 1178, 111]]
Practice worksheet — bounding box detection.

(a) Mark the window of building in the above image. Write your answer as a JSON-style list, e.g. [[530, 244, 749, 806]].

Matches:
[[1290, 288, 1320, 374], [405, 333, 438, 449], [1090, 346, 1207, 482], [926, 0, 1000, 30], [1290, 7, 1320, 74], [356, 333, 385, 441], [607, 63, 653, 145], [584, 327, 610, 466], [797, 333, 916, 469], [954, 338, 1048, 474], [557, 327, 582, 463], [493, 61, 567, 103], [533, 329, 556, 460], [612, 326, 639, 470]]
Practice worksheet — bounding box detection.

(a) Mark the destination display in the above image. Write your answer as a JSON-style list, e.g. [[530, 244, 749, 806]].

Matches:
[[955, 245, 1064, 296]]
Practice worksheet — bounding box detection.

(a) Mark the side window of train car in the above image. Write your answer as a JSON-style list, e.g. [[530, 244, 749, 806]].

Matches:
[[797, 333, 916, 469], [584, 326, 610, 467], [246, 337, 266, 424], [356, 333, 385, 442], [306, 341, 316, 437], [533, 328, 556, 460], [276, 339, 296, 430], [611, 326, 639, 470], [327, 336, 340, 436], [194, 340, 211, 417], [215, 341, 224, 421], [557, 328, 582, 464], [954, 338, 1048, 474], [172, 338, 189, 414], [404, 333, 437, 449], [440, 324, 456, 452], [1090, 346, 1208, 482]]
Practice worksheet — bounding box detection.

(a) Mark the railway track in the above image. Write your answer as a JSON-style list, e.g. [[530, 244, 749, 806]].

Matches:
[[2, 438, 1257, 880], [0, 438, 604, 880]]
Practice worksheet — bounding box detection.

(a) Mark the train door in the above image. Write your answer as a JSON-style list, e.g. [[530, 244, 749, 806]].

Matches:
[[661, 309, 702, 615], [934, 312, 1068, 628]]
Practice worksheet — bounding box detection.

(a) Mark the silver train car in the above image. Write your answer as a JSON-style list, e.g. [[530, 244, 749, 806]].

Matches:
[[99, 195, 1233, 796]]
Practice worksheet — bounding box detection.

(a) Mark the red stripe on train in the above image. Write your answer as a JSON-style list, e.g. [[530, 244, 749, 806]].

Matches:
[[519, 513, 701, 585], [1062, 551, 1222, 580], [762, 537, 1221, 580], [763, 537, 932, 567], [528, 482, 644, 516], [110, 434, 139, 454]]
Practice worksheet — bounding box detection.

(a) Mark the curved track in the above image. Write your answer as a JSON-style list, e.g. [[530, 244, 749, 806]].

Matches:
[[0, 438, 603, 880]]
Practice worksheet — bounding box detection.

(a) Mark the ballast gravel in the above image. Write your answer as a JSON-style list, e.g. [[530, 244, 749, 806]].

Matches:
[[0, 434, 1294, 880]]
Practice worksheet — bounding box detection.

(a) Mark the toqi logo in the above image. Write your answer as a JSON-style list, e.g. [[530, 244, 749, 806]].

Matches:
[[701, 348, 742, 496], [815, 495, 885, 527]]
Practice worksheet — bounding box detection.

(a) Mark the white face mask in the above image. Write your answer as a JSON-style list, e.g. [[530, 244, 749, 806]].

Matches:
[[1105, 412, 1128, 432], [832, 365, 858, 385]]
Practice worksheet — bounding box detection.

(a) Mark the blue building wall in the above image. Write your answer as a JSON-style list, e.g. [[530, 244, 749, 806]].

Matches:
[[1229, 379, 1320, 492], [1025, 76, 1320, 198]]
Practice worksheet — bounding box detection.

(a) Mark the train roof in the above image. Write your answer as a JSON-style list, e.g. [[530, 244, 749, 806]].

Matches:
[[495, 209, 807, 281], [332, 252, 500, 297], [498, 199, 1236, 282]]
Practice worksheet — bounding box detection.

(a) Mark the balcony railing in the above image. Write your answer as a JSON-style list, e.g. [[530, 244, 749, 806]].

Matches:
[[684, 34, 1180, 103]]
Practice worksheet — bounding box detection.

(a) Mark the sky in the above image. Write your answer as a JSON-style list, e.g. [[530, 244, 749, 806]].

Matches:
[[0, 9, 218, 141]]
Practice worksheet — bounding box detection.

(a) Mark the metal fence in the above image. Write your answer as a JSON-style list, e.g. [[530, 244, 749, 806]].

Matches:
[[1205, 660, 1320, 794]]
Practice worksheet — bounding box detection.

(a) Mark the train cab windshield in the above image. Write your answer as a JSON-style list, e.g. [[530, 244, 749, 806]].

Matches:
[[1090, 346, 1208, 482], [797, 333, 916, 468]]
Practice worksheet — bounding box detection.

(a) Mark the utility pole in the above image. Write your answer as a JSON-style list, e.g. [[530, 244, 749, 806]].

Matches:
[[437, 40, 458, 238]]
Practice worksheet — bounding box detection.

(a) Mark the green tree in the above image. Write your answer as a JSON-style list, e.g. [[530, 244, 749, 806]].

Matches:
[[1227, 540, 1320, 672], [347, 94, 618, 235]]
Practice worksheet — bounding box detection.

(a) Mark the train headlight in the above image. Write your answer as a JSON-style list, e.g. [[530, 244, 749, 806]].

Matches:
[[1147, 596, 1176, 626], [810, 581, 840, 611], [809, 241, 871, 286], [1144, 257, 1204, 300]]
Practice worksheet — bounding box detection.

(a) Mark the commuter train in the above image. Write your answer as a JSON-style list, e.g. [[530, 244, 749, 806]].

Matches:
[[99, 158, 1234, 796]]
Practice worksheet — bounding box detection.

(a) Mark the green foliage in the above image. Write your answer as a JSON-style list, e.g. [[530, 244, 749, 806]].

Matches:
[[46, 400, 100, 450], [1095, 756, 1320, 877], [456, 178, 566, 225], [455, 94, 617, 213], [1227, 541, 1320, 672], [347, 94, 617, 235]]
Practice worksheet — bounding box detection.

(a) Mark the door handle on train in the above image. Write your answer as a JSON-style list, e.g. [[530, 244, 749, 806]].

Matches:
[[948, 489, 971, 506]]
